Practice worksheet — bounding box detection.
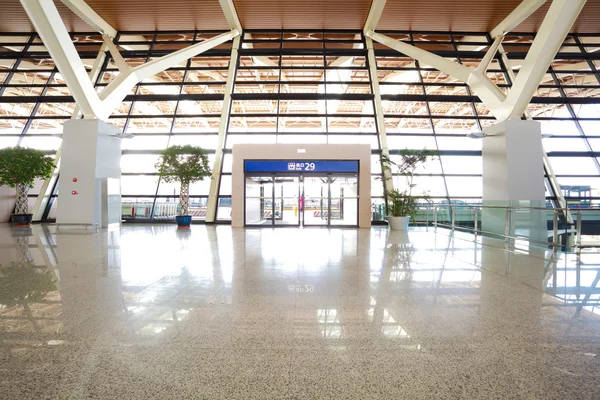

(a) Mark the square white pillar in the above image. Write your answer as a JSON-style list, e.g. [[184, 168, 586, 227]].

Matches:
[[483, 120, 545, 203], [482, 120, 547, 241], [57, 119, 122, 228]]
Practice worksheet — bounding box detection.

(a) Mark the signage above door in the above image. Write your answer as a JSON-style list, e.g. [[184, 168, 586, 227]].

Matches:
[[244, 160, 359, 173]]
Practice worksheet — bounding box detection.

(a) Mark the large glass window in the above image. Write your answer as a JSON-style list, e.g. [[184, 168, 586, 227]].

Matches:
[[3, 31, 600, 220]]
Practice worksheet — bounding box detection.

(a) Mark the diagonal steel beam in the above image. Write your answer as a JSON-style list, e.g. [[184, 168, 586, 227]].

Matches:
[[502, 0, 586, 120], [367, 0, 586, 122], [206, 36, 241, 223], [367, 31, 471, 83], [364, 0, 387, 34], [490, 0, 548, 38], [20, 0, 239, 121], [219, 0, 242, 33], [21, 0, 104, 119], [58, 0, 117, 37], [366, 37, 393, 197]]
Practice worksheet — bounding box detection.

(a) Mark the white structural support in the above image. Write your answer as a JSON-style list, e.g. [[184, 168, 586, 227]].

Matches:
[[498, 48, 573, 223], [502, 0, 586, 120], [32, 42, 109, 221], [363, 0, 387, 34], [366, 37, 393, 196], [365, 0, 586, 122], [19, 0, 239, 121], [206, 0, 243, 223], [476, 36, 503, 74], [98, 30, 236, 118], [205, 36, 241, 223], [363, 1, 392, 196], [58, 0, 117, 37], [219, 0, 243, 32], [490, 0, 548, 38]]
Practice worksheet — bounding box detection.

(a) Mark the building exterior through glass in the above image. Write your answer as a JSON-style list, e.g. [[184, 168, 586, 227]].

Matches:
[[1, 30, 600, 221]]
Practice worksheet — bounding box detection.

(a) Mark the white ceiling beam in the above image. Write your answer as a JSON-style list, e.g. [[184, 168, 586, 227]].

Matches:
[[219, 0, 243, 33], [135, 31, 237, 81], [58, 0, 117, 37], [367, 0, 586, 122], [502, 0, 586, 120], [20, 0, 103, 119], [367, 30, 506, 117], [99, 30, 237, 118], [476, 35, 503, 74], [490, 0, 548, 39], [20, 0, 238, 121], [364, 0, 387, 35], [102, 34, 129, 72], [366, 31, 471, 82]]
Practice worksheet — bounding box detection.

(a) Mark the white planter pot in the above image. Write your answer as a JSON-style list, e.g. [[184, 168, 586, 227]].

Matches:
[[388, 216, 411, 231]]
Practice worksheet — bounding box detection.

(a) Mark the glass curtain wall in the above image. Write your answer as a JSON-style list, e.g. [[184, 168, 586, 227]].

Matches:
[[1, 30, 599, 221]]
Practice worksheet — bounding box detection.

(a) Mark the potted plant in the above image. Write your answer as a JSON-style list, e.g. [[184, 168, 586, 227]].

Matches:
[[0, 146, 55, 225], [155, 145, 211, 228], [381, 149, 437, 231]]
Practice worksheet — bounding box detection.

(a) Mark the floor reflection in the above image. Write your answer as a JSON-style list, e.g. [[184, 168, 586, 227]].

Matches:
[[1, 223, 599, 398]]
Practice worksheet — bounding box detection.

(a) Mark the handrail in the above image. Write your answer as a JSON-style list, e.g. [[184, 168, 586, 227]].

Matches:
[[421, 203, 600, 253]]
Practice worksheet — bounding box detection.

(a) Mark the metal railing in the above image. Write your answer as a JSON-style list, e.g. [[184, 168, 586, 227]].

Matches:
[[417, 204, 600, 253]]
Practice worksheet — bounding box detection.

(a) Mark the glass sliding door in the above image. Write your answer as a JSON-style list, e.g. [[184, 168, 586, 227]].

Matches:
[[245, 176, 274, 226], [303, 176, 329, 226], [246, 173, 358, 227], [330, 176, 358, 226], [274, 177, 300, 226]]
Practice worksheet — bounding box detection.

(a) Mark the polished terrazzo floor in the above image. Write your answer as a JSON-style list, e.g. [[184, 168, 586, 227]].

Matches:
[[0, 223, 599, 399]]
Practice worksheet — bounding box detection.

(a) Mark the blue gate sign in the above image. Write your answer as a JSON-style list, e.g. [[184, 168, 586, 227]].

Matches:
[[245, 160, 358, 173]]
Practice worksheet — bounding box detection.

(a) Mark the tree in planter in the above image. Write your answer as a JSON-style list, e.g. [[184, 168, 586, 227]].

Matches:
[[0, 147, 55, 216], [155, 145, 212, 216], [381, 149, 438, 219]]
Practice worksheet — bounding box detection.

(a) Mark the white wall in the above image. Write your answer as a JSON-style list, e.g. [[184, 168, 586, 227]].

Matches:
[[232, 144, 371, 228]]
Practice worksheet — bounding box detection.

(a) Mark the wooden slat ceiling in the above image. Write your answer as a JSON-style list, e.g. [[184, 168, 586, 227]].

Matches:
[[1, 0, 600, 33]]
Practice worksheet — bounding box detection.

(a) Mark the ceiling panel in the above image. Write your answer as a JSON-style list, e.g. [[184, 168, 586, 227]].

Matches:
[[378, 0, 600, 33], [1, 0, 599, 33], [0, 0, 229, 33], [233, 0, 372, 30]]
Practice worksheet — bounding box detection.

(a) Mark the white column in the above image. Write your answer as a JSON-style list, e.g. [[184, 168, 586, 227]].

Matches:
[[483, 120, 545, 202], [57, 119, 122, 228], [482, 120, 546, 241], [206, 35, 241, 223]]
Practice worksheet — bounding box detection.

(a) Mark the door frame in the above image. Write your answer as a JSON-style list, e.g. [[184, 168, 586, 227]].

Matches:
[[244, 172, 359, 228], [301, 174, 358, 228]]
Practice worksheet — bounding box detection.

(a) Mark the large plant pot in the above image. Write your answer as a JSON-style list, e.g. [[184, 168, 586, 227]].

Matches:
[[175, 215, 192, 227], [388, 216, 410, 231], [11, 214, 33, 226]]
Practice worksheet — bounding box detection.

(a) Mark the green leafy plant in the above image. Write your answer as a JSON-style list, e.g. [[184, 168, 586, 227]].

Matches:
[[381, 149, 438, 218], [0, 147, 55, 215], [155, 145, 212, 216]]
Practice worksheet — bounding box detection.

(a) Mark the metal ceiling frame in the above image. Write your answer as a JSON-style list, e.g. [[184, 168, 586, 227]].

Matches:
[[365, 0, 587, 122], [365, 0, 584, 223], [19, 0, 240, 121]]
